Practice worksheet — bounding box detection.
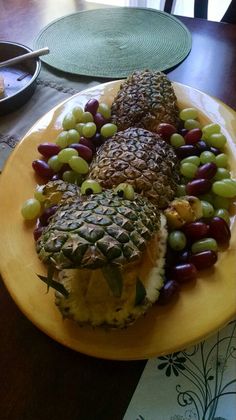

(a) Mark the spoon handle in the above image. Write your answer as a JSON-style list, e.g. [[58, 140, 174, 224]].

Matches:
[[0, 47, 50, 68]]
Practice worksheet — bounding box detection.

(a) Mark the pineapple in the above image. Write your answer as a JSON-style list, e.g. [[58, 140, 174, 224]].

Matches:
[[88, 127, 180, 208], [111, 69, 180, 132], [41, 179, 81, 207], [37, 189, 161, 269], [36, 189, 167, 327]]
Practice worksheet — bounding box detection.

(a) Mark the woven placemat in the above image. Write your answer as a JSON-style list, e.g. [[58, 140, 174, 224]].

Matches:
[[34, 7, 191, 78]]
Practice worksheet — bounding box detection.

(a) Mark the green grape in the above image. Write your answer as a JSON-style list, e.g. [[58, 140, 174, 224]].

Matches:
[[200, 151, 216, 164], [176, 184, 186, 197], [62, 170, 79, 184], [58, 148, 78, 163], [180, 162, 198, 179], [201, 200, 215, 218], [62, 113, 76, 130], [206, 133, 227, 149], [184, 119, 201, 130], [48, 155, 63, 172], [213, 168, 231, 181], [214, 208, 230, 225], [98, 102, 111, 119], [212, 195, 231, 210], [67, 129, 80, 144], [81, 111, 94, 123], [170, 133, 185, 147], [75, 123, 85, 135], [21, 198, 41, 220], [168, 230, 187, 251], [179, 107, 198, 120], [72, 106, 84, 122], [114, 183, 135, 200], [82, 122, 97, 138], [202, 123, 221, 138], [34, 185, 46, 203], [192, 238, 218, 254], [212, 180, 236, 198], [215, 153, 228, 168], [81, 180, 102, 195], [68, 156, 89, 174], [199, 193, 214, 205], [100, 123, 118, 138], [181, 156, 200, 166], [55, 131, 69, 149]]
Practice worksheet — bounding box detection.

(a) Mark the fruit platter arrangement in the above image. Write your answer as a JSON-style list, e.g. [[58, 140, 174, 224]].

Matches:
[[0, 70, 236, 359], [19, 70, 236, 330]]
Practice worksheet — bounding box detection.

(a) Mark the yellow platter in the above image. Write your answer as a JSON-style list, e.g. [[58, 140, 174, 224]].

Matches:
[[0, 81, 236, 360]]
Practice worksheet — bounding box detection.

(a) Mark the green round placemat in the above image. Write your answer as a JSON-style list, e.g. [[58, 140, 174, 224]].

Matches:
[[35, 7, 192, 78]]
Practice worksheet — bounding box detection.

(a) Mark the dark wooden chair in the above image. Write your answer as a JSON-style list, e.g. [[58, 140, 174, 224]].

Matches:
[[164, 0, 236, 24]]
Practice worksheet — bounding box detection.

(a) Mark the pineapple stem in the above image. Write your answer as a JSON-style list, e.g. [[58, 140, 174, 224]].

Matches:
[[102, 265, 123, 297], [37, 266, 69, 297]]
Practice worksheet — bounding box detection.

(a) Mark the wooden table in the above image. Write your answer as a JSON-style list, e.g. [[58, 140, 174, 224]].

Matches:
[[0, 2, 236, 419]]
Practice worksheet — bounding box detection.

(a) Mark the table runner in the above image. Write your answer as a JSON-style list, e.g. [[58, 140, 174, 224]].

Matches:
[[0, 64, 235, 419]]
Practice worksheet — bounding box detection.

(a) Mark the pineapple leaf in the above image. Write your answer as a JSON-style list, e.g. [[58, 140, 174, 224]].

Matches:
[[102, 265, 123, 297], [135, 277, 146, 306], [37, 268, 69, 297]]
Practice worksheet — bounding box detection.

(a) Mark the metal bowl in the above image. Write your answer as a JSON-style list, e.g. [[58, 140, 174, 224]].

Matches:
[[0, 41, 41, 115]]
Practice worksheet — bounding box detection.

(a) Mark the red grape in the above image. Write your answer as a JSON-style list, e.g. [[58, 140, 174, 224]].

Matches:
[[189, 250, 218, 270], [157, 123, 177, 141], [184, 128, 202, 144], [186, 178, 212, 195], [69, 143, 93, 162], [208, 216, 231, 244], [33, 219, 44, 241], [84, 98, 99, 115], [183, 221, 209, 241], [32, 160, 54, 180], [37, 143, 60, 158], [94, 112, 107, 129], [39, 205, 58, 226], [195, 162, 217, 180], [172, 263, 197, 282], [80, 137, 96, 152]]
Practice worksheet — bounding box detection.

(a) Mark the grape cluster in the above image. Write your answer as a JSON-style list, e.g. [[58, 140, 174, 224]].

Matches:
[[21, 99, 117, 221], [158, 108, 236, 304]]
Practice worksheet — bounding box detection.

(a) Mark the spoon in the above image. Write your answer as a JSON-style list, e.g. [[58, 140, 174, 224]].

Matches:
[[0, 47, 50, 68]]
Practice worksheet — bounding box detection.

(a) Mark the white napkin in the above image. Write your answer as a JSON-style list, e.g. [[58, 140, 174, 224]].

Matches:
[[124, 321, 236, 420]]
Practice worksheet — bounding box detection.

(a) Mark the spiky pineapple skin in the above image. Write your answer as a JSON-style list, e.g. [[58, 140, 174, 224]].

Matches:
[[111, 70, 180, 132], [88, 127, 180, 208], [36, 190, 161, 270], [54, 215, 167, 328]]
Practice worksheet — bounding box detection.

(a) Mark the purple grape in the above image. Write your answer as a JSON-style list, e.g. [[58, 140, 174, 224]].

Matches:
[[38, 143, 60, 158], [94, 112, 107, 129], [68, 143, 93, 162], [84, 98, 99, 115], [39, 205, 58, 226], [32, 160, 54, 180], [80, 137, 96, 152], [91, 132, 104, 147], [158, 280, 180, 305], [210, 146, 221, 156], [176, 145, 200, 159], [195, 162, 217, 180]]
